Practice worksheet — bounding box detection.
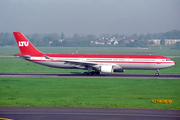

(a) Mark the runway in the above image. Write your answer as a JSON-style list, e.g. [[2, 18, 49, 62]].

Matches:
[[0, 73, 180, 79], [0, 107, 180, 120]]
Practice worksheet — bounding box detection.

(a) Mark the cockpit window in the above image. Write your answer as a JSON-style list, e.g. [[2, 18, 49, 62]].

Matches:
[[166, 59, 171, 61]]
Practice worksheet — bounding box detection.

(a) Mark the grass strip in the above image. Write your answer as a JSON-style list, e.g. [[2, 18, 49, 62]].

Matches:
[[0, 77, 179, 109]]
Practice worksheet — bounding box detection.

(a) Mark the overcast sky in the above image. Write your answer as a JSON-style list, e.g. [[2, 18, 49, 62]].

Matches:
[[0, 0, 180, 36]]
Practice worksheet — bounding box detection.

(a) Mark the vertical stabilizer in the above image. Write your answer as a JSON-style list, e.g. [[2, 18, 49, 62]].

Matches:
[[13, 32, 44, 56]]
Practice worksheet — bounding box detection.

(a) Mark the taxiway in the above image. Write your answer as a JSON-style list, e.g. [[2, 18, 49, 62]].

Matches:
[[0, 107, 180, 120], [0, 73, 180, 79]]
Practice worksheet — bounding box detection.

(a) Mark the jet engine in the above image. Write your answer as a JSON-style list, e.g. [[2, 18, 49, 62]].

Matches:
[[100, 65, 114, 73]]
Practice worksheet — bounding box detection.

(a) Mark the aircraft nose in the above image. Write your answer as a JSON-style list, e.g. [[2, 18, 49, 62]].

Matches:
[[171, 61, 176, 66]]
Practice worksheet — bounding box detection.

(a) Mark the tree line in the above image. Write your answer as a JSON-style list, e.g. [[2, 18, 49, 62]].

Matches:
[[0, 30, 180, 49]]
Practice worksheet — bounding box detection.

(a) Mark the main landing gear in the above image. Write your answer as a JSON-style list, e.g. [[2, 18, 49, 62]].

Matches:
[[155, 69, 160, 76], [83, 71, 100, 76], [83, 67, 100, 76]]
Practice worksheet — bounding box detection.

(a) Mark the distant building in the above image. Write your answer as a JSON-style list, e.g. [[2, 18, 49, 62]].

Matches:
[[114, 41, 118, 45], [95, 41, 105, 45], [165, 39, 180, 46], [90, 41, 94, 44], [130, 39, 134, 42], [107, 42, 111, 45], [58, 39, 64, 42], [123, 39, 130, 44], [148, 39, 161, 45], [49, 41, 53, 44]]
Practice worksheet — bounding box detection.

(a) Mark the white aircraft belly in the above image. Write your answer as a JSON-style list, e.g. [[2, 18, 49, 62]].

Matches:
[[118, 63, 172, 70], [31, 59, 174, 70], [32, 61, 75, 68], [118, 63, 155, 70]]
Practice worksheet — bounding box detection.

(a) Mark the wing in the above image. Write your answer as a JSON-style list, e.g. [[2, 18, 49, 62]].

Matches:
[[44, 55, 123, 71], [44, 55, 98, 67], [63, 60, 98, 66]]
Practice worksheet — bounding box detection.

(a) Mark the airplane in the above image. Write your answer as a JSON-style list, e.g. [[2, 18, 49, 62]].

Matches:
[[13, 32, 175, 76]]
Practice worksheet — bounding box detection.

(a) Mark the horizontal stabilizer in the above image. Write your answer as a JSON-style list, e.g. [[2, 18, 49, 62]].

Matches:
[[15, 54, 31, 59]]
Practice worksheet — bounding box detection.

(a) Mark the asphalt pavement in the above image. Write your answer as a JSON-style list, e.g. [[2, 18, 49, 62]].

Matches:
[[0, 73, 180, 79], [0, 107, 180, 120]]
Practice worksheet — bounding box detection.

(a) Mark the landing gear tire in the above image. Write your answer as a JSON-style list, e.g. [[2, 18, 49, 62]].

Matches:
[[155, 69, 160, 76], [83, 72, 88, 75], [89, 72, 93, 76], [83, 72, 92, 76], [155, 73, 159, 76], [95, 71, 100, 75], [83, 71, 100, 76]]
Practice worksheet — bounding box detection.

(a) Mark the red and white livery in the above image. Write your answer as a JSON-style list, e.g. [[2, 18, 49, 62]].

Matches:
[[13, 32, 175, 76]]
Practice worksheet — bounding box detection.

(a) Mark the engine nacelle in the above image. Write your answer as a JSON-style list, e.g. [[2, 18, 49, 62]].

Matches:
[[114, 69, 125, 72], [100, 65, 114, 73]]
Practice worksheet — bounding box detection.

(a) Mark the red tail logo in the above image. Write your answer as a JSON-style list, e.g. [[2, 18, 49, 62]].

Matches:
[[19, 41, 29, 46], [13, 32, 44, 56]]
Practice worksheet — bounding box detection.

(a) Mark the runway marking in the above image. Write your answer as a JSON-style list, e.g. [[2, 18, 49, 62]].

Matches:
[[0, 118, 13, 120], [1, 112, 180, 118]]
